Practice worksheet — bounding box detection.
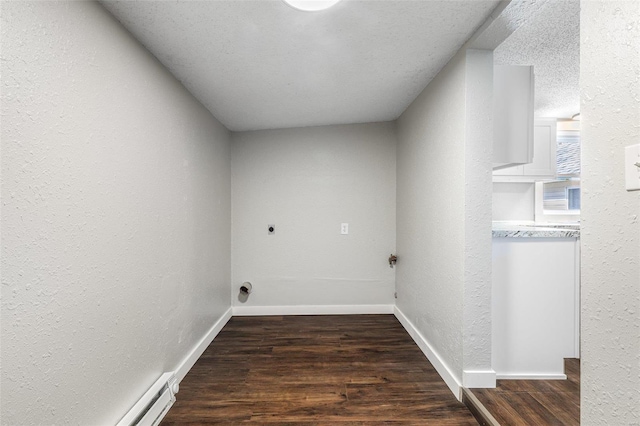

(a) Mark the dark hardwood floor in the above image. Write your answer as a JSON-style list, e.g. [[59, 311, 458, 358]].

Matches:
[[161, 315, 478, 424], [470, 359, 580, 425]]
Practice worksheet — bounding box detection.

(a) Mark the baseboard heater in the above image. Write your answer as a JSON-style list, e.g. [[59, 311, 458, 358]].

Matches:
[[117, 372, 179, 426]]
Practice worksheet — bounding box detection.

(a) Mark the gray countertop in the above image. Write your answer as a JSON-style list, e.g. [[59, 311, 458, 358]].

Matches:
[[492, 221, 580, 238]]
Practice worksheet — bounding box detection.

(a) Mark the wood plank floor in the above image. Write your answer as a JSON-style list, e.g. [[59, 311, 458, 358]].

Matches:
[[161, 315, 478, 424], [470, 359, 580, 425]]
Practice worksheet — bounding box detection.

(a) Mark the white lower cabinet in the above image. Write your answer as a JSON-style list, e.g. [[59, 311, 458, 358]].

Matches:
[[492, 237, 580, 379]]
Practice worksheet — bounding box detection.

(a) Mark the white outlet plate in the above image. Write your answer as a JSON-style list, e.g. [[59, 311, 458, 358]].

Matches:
[[625, 144, 640, 191], [341, 223, 349, 235]]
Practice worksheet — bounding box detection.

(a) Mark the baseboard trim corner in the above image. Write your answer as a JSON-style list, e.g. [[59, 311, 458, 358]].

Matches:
[[175, 307, 232, 382], [463, 369, 496, 388], [393, 306, 462, 399], [232, 304, 395, 316]]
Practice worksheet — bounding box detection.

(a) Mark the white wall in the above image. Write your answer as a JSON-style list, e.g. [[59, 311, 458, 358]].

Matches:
[[231, 123, 396, 310], [396, 48, 494, 392], [0, 2, 231, 424], [492, 183, 535, 221], [580, 1, 640, 423], [462, 50, 494, 387]]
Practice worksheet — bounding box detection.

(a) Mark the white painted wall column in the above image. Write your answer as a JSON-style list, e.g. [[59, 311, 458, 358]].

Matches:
[[395, 48, 494, 397], [462, 49, 495, 389], [580, 1, 640, 423]]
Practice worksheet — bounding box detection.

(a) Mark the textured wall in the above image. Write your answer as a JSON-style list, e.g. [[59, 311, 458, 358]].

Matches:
[[0, 2, 231, 424], [231, 123, 396, 307], [396, 48, 493, 383], [396, 50, 465, 380], [580, 1, 640, 423], [462, 49, 493, 378]]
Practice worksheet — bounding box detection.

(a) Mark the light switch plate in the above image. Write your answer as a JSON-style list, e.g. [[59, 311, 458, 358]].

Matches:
[[625, 144, 640, 191], [341, 223, 349, 235]]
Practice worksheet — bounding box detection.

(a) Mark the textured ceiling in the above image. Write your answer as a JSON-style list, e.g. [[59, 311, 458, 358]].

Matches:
[[101, 0, 499, 131], [494, 0, 580, 119]]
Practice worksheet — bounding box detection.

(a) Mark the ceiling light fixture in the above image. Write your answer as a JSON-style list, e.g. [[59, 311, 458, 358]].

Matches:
[[283, 0, 341, 12]]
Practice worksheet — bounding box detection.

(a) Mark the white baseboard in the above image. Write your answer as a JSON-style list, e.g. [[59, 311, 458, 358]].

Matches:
[[496, 373, 567, 380], [232, 304, 395, 316], [393, 306, 461, 400], [175, 307, 232, 383], [463, 370, 496, 388]]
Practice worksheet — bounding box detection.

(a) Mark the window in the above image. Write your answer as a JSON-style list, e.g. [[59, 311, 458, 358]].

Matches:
[[542, 180, 580, 211], [535, 120, 580, 222], [567, 187, 580, 210]]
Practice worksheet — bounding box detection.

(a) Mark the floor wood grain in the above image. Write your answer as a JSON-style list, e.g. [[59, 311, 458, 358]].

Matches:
[[470, 359, 580, 426], [161, 315, 478, 425]]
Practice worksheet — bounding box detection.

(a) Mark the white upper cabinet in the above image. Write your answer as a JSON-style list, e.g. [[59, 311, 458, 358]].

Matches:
[[493, 119, 558, 181], [493, 65, 535, 170]]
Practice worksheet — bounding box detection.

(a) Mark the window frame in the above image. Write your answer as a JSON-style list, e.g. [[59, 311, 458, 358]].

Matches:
[[535, 181, 580, 223]]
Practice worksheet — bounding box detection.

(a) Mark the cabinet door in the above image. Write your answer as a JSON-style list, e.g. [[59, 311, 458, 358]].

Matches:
[[523, 119, 557, 178], [493, 65, 535, 168], [492, 237, 579, 377], [493, 119, 557, 181]]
